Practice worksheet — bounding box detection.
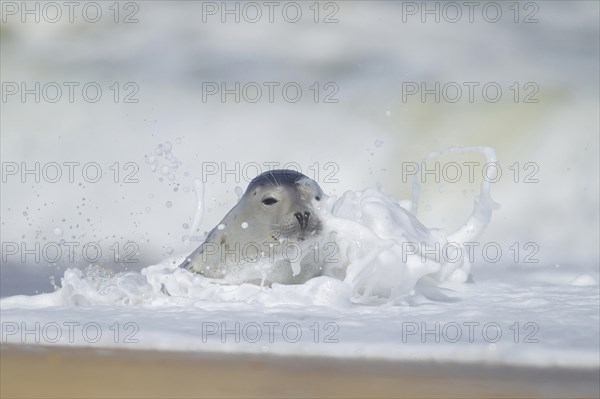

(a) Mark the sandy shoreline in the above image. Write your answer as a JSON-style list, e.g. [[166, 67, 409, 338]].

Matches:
[[1, 344, 598, 398]]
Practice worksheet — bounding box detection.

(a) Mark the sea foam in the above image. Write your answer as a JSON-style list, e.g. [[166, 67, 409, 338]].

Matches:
[[1, 147, 499, 308]]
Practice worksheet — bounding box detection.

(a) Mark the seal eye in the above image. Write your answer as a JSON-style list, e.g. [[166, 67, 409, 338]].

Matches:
[[262, 197, 278, 206], [315, 196, 321, 201]]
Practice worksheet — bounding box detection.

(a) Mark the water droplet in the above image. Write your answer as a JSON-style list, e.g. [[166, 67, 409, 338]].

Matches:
[[163, 141, 172, 153], [217, 224, 226, 230], [165, 201, 172, 208], [241, 222, 248, 229], [166, 247, 174, 255], [53, 228, 63, 237], [374, 140, 383, 147], [182, 223, 189, 229]]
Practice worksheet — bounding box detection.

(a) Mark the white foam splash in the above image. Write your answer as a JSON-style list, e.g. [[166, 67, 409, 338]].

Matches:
[[1, 147, 499, 308], [183, 178, 205, 244]]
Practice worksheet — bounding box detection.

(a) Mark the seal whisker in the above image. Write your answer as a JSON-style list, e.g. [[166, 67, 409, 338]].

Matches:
[[253, 221, 284, 227], [268, 170, 280, 187]]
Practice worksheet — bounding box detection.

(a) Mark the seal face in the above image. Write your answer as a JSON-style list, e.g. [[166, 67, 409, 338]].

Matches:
[[180, 169, 326, 284]]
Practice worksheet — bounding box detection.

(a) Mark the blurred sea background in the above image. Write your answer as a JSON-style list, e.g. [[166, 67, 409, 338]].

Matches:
[[1, 1, 598, 295]]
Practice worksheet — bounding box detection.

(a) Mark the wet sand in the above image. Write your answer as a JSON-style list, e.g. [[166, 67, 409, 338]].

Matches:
[[1, 344, 598, 398]]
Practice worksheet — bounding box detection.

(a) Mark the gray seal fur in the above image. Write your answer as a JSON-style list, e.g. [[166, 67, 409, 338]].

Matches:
[[180, 169, 327, 284]]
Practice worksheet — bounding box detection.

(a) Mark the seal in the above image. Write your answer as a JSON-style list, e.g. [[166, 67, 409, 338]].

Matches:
[[180, 169, 327, 285]]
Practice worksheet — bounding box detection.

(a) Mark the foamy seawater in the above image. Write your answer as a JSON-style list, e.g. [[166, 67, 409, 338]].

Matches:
[[2, 147, 499, 306], [2, 148, 598, 368], [1, 263, 598, 367]]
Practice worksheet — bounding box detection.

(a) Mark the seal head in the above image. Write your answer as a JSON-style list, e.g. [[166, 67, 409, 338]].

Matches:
[[180, 169, 326, 284]]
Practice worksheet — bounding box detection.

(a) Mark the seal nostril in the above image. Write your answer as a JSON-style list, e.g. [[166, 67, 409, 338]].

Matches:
[[295, 212, 304, 227], [295, 212, 310, 229]]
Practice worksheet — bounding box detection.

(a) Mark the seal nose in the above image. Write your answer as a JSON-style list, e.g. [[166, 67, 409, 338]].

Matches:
[[294, 211, 310, 230]]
